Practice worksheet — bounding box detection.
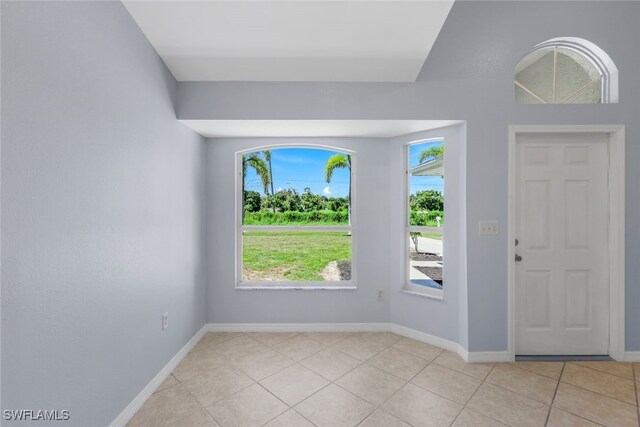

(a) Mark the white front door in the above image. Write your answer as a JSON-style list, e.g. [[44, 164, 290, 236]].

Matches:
[[515, 132, 610, 355]]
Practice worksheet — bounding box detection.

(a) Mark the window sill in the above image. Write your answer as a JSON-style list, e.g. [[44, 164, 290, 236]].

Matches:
[[401, 288, 444, 301], [237, 281, 357, 290]]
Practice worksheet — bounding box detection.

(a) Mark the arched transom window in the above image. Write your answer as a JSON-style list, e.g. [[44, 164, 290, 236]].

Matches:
[[515, 37, 618, 104]]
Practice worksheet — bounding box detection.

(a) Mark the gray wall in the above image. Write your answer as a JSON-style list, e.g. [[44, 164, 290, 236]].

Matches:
[[2, 2, 206, 426], [180, 1, 640, 351], [206, 138, 390, 324]]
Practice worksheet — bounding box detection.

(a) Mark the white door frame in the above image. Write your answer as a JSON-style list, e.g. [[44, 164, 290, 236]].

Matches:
[[508, 125, 625, 361]]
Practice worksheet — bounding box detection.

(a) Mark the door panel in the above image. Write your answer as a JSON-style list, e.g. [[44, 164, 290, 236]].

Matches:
[[564, 180, 589, 249], [516, 133, 609, 355], [564, 270, 590, 328], [525, 180, 551, 250], [524, 271, 551, 328]]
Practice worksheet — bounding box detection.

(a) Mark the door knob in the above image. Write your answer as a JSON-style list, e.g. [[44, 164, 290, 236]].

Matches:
[[515, 254, 523, 262]]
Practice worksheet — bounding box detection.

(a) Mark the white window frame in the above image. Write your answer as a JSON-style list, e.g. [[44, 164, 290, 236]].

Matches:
[[235, 144, 357, 290], [404, 138, 444, 299]]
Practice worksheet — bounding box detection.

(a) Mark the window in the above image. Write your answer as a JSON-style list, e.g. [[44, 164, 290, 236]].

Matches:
[[237, 146, 354, 288], [405, 139, 444, 297], [515, 37, 618, 104]]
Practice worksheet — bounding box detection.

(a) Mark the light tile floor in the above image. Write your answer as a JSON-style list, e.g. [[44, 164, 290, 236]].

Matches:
[[127, 332, 640, 427]]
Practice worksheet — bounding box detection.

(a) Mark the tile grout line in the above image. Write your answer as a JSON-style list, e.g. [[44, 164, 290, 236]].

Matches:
[[481, 360, 636, 420], [268, 333, 350, 366], [559, 376, 639, 407], [301, 334, 406, 423], [234, 348, 296, 382], [261, 333, 406, 426], [508, 361, 564, 380], [158, 332, 409, 427], [301, 331, 355, 347], [507, 360, 640, 409], [487, 362, 632, 425], [175, 332, 260, 426], [543, 362, 565, 426], [570, 361, 637, 381], [253, 381, 307, 427], [189, 334, 474, 426], [455, 363, 517, 426], [247, 335, 465, 426], [137, 332, 637, 427], [254, 335, 335, 425], [451, 363, 509, 427], [551, 362, 636, 426], [337, 335, 428, 426], [362, 350, 444, 426], [193, 332, 314, 426]]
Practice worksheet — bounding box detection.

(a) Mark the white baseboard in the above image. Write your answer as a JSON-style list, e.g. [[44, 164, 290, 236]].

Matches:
[[386, 325, 513, 363], [624, 351, 640, 362], [109, 325, 207, 427], [466, 351, 514, 363], [388, 324, 460, 354], [204, 322, 514, 363], [206, 322, 390, 333]]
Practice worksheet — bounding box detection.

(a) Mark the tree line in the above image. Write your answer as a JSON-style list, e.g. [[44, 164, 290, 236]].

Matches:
[[242, 150, 351, 215], [243, 187, 349, 213], [241, 145, 444, 224]]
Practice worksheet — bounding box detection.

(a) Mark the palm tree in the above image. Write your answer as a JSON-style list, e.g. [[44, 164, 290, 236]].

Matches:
[[242, 152, 270, 220], [263, 150, 276, 212], [418, 144, 444, 164], [325, 154, 352, 228]]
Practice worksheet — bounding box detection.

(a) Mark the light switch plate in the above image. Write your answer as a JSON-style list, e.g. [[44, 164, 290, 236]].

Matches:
[[479, 221, 499, 235]]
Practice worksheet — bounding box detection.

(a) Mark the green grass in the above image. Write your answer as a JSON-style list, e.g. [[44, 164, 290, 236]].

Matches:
[[242, 231, 351, 281], [421, 232, 443, 240]]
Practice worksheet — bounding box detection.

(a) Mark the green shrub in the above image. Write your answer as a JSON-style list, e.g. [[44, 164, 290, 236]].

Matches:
[[409, 210, 444, 227], [243, 190, 262, 212], [410, 190, 444, 211], [244, 210, 348, 225]]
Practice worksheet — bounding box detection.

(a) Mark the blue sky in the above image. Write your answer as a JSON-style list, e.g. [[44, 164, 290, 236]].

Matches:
[[244, 148, 351, 197], [409, 140, 444, 195], [244, 142, 444, 198]]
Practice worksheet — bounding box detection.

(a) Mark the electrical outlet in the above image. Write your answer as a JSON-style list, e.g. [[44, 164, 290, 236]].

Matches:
[[479, 221, 499, 235], [162, 312, 169, 331], [377, 289, 384, 300]]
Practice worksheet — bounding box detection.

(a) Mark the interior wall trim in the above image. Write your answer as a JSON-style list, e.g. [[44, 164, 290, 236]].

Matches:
[[109, 325, 208, 427]]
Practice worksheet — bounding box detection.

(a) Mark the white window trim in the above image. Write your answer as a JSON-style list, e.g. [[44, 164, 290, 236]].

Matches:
[[403, 138, 445, 298], [235, 144, 357, 290]]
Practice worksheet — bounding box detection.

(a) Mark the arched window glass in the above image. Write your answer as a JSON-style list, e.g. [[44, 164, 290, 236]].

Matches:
[[515, 38, 618, 104]]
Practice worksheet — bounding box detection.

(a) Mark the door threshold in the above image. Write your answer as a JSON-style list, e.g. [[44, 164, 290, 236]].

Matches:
[[516, 355, 613, 362]]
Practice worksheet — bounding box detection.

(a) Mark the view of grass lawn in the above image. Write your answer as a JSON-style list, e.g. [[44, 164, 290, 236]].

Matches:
[[242, 231, 352, 281], [421, 232, 443, 240]]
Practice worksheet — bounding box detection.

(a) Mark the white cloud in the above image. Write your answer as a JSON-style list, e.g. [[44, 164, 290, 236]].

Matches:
[[276, 187, 283, 192], [323, 186, 333, 195]]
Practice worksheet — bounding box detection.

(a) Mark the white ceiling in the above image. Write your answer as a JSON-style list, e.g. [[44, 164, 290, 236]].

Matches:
[[180, 120, 462, 138], [122, 1, 454, 82]]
